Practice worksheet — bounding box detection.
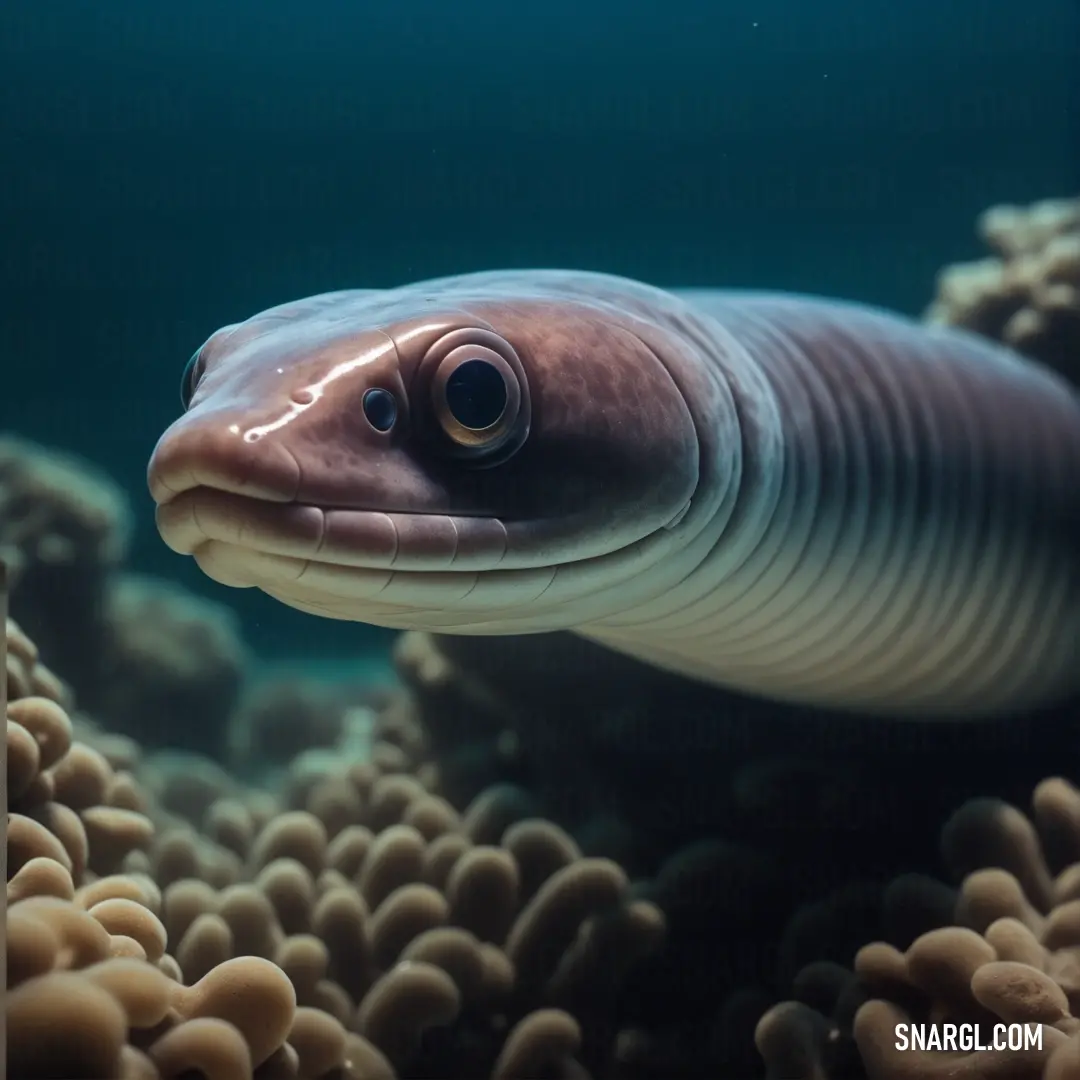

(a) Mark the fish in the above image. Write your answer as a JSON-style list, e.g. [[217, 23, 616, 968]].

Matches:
[[148, 269, 1080, 718]]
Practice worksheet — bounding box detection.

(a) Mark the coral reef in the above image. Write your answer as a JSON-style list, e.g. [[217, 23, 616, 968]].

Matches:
[[95, 574, 248, 756], [13, 600, 1080, 1080], [925, 194, 1080, 384], [12, 605, 1080, 1079], [0, 434, 130, 698], [6, 615, 667, 1079], [392, 628, 1080, 1075], [1, 436, 250, 757], [228, 677, 389, 773], [6, 191, 1079, 1079], [756, 781, 1080, 1080]]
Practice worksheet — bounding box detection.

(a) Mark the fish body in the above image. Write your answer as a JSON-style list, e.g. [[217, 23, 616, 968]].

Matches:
[[149, 270, 1080, 717]]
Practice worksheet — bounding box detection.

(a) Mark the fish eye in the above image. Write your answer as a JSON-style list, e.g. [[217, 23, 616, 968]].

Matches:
[[180, 348, 204, 410], [431, 344, 521, 453], [444, 358, 508, 430], [362, 387, 398, 432]]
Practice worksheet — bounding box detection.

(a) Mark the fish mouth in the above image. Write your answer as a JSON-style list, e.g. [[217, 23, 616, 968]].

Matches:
[[149, 444, 684, 625], [149, 432, 518, 577], [152, 478, 682, 632], [155, 486, 514, 572], [152, 486, 590, 626]]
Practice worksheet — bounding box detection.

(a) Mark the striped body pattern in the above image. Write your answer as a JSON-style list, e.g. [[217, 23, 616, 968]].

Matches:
[[587, 289, 1080, 716]]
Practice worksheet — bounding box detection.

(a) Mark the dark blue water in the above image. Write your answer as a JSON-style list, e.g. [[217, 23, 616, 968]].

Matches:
[[2, 0, 1076, 658]]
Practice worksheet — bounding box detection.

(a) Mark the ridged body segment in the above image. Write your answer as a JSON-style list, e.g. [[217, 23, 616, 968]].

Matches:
[[586, 290, 1080, 716]]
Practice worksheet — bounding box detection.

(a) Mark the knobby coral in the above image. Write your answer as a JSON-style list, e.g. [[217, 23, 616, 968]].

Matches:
[[0, 435, 129, 699], [95, 574, 247, 757], [925, 194, 1080, 384], [5, 615, 666, 1080], [1, 436, 249, 758], [757, 779, 1080, 1080]]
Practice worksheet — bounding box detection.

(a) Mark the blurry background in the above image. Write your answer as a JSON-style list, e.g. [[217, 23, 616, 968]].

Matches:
[[2, 0, 1077, 660]]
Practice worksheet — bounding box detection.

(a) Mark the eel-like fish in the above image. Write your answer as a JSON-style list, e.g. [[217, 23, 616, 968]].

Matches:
[[148, 270, 1080, 718]]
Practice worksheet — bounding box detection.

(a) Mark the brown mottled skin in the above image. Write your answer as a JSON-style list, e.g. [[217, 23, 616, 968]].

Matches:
[[149, 270, 1080, 718]]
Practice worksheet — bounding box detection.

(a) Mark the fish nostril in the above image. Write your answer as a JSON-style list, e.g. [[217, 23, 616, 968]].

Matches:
[[363, 387, 398, 432], [291, 388, 316, 406]]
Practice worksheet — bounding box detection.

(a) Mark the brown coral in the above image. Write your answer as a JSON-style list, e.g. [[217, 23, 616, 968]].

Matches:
[[758, 779, 1080, 1080], [925, 194, 1080, 384], [94, 574, 248, 757], [6, 615, 665, 1080], [1, 436, 130, 709], [7, 615, 71, 705], [0, 435, 248, 758]]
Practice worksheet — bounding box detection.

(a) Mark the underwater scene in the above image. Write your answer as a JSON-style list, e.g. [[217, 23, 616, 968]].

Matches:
[[3, 2, 1079, 1078]]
